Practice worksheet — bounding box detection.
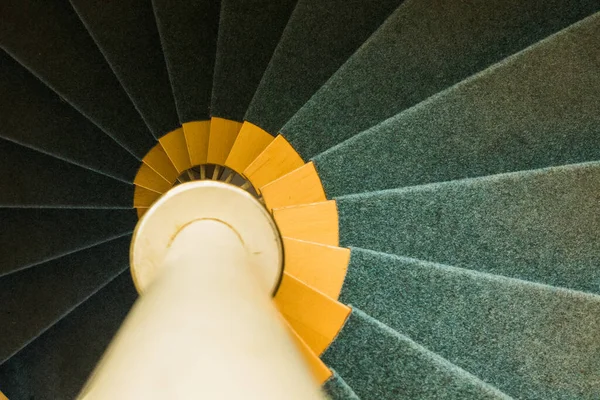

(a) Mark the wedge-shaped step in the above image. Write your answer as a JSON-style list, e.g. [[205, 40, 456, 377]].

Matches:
[[281, 0, 600, 161], [314, 13, 600, 197], [341, 249, 600, 399], [70, 0, 180, 139], [0, 236, 130, 364], [0, 53, 138, 183], [0, 272, 137, 400], [0, 209, 136, 278], [273, 201, 339, 246], [275, 272, 350, 355], [152, 0, 219, 166], [227, 0, 402, 172], [323, 308, 510, 400], [209, 0, 297, 164], [243, 135, 304, 190], [261, 162, 326, 210], [139, 142, 179, 187], [0, 0, 156, 159], [285, 321, 332, 385], [133, 186, 162, 209], [322, 369, 360, 400], [0, 139, 133, 208], [337, 162, 600, 295], [283, 237, 349, 299]]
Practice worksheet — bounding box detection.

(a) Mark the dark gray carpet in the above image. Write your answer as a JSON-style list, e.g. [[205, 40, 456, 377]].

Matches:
[[337, 162, 600, 295], [281, 0, 599, 160], [341, 248, 600, 399], [314, 13, 600, 197]]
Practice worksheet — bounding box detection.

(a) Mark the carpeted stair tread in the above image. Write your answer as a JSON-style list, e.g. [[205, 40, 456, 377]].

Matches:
[[322, 308, 511, 400], [70, 0, 181, 138], [0, 209, 136, 278], [0, 0, 155, 158], [337, 162, 600, 295], [211, 0, 298, 122], [152, 0, 219, 123], [244, 0, 402, 135], [0, 51, 138, 183], [341, 248, 600, 399], [281, 0, 600, 160], [0, 271, 137, 400], [0, 236, 131, 365], [313, 12, 600, 197], [0, 139, 133, 208], [323, 369, 361, 400]]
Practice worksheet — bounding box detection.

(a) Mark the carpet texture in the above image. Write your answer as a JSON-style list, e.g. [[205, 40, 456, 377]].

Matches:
[[0, 139, 134, 208], [322, 308, 510, 400], [341, 248, 600, 399], [70, 0, 181, 137], [152, 0, 220, 122], [211, 0, 297, 121], [0, 236, 131, 364], [337, 162, 600, 295], [314, 12, 600, 197], [0, 272, 138, 400], [244, 0, 402, 134], [0, 0, 155, 158], [322, 370, 360, 400], [281, 0, 600, 160], [0, 209, 136, 277], [0, 51, 138, 183]]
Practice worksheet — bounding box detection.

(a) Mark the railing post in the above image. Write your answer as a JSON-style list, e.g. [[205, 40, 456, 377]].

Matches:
[[78, 182, 325, 399]]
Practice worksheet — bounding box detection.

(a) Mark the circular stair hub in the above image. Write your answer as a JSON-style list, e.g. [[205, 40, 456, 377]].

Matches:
[[130, 181, 283, 295]]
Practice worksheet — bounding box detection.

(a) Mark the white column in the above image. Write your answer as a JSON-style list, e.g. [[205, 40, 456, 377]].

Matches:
[[79, 218, 325, 399]]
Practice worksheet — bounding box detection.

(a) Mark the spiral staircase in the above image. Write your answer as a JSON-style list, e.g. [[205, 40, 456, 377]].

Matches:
[[1, 0, 600, 398]]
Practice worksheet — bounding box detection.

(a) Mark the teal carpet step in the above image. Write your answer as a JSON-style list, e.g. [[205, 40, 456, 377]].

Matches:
[[70, 0, 181, 137], [337, 161, 600, 295], [0, 272, 137, 400], [280, 0, 599, 160], [0, 209, 135, 278], [341, 248, 600, 399], [211, 0, 297, 122], [244, 0, 401, 134], [152, 0, 219, 123], [323, 369, 360, 400], [0, 0, 155, 158], [314, 12, 600, 197], [0, 52, 138, 183], [0, 236, 130, 365], [322, 308, 510, 400], [0, 139, 133, 208]]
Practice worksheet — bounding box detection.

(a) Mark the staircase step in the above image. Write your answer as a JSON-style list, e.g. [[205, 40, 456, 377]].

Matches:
[[208, 0, 297, 163], [0, 51, 138, 183], [322, 308, 510, 399], [0, 208, 136, 278], [341, 248, 600, 399], [226, 0, 402, 172], [313, 12, 600, 197], [0, 271, 137, 400], [211, 0, 297, 123], [275, 272, 350, 356], [0, 139, 133, 207], [322, 369, 361, 400], [0, 236, 130, 365], [245, 0, 401, 135], [280, 0, 600, 160], [337, 162, 600, 295], [153, 0, 218, 125], [152, 0, 219, 166], [70, 0, 180, 139], [0, 0, 155, 158]]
